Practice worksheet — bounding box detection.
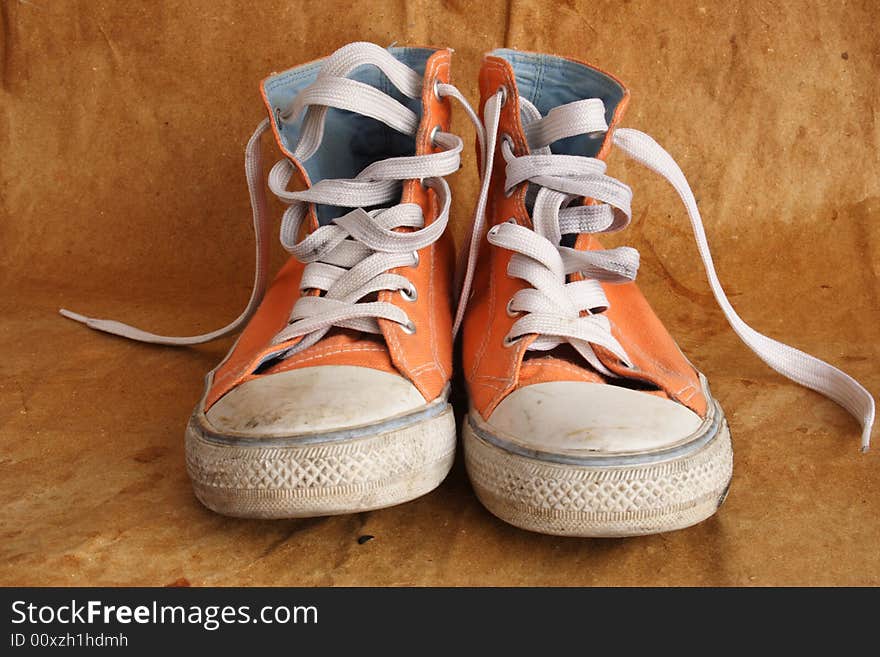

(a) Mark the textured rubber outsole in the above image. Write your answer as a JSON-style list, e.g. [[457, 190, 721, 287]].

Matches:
[[186, 405, 456, 519], [463, 415, 733, 537]]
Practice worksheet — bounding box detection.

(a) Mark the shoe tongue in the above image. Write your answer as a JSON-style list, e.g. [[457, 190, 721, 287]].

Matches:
[[260, 45, 438, 223], [492, 49, 629, 160], [520, 98, 610, 154]]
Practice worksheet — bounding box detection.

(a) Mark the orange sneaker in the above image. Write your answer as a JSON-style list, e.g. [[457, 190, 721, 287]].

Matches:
[[63, 43, 473, 518], [456, 49, 875, 536]]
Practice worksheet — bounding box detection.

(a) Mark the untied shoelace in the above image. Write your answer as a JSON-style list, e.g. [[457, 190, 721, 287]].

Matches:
[[60, 47, 875, 450], [452, 87, 875, 451], [61, 44, 476, 361]]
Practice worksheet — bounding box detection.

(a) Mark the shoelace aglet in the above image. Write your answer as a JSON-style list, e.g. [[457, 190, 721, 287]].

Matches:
[[860, 424, 873, 454], [59, 308, 153, 342], [59, 308, 90, 324], [59, 308, 121, 335]]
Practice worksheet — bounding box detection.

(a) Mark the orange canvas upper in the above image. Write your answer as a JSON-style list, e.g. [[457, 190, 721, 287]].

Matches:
[[206, 49, 455, 410], [462, 54, 707, 420]]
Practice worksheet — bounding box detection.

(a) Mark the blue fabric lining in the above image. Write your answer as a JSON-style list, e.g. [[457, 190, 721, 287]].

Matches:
[[491, 49, 625, 157], [261, 47, 435, 223]]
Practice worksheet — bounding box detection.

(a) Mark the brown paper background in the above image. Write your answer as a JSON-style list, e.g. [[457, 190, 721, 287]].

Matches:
[[1, 0, 878, 586]]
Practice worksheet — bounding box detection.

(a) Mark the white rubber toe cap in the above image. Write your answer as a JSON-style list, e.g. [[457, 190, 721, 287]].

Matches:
[[485, 382, 704, 455], [205, 366, 426, 437]]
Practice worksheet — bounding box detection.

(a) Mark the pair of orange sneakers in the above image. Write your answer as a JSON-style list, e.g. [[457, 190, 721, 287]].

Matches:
[[64, 43, 874, 537]]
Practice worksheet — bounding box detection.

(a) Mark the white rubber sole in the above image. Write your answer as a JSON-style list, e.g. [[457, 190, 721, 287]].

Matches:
[[186, 403, 456, 519], [463, 400, 733, 537]]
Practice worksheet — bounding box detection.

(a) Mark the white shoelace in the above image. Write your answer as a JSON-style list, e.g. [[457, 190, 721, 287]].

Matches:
[[61, 43, 472, 361], [57, 47, 875, 449], [454, 88, 876, 450]]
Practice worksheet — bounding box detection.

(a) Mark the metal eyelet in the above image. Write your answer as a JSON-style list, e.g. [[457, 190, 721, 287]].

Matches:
[[502, 333, 521, 347], [505, 298, 519, 317], [433, 79, 443, 100], [429, 125, 441, 146], [274, 107, 283, 124], [497, 85, 509, 106], [410, 251, 420, 268], [400, 319, 417, 335], [400, 284, 418, 302], [489, 217, 517, 237]]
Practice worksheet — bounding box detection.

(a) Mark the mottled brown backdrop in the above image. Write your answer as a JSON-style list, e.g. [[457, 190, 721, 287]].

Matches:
[[1, 0, 878, 585]]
